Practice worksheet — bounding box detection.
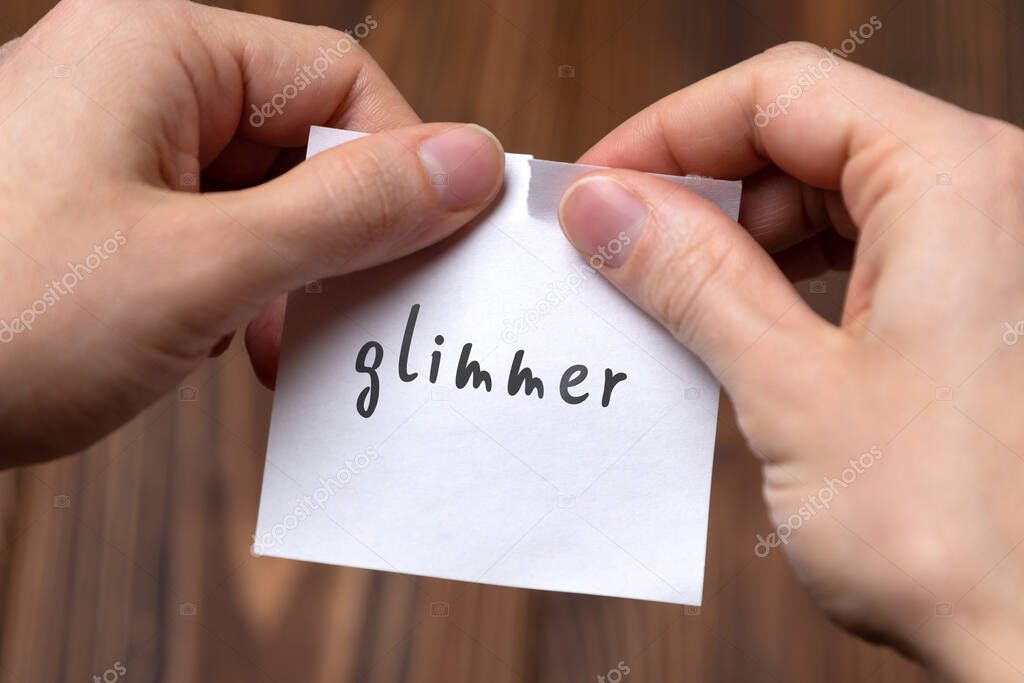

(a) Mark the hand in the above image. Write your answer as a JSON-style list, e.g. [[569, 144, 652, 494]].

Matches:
[[0, 0, 504, 466], [558, 42, 1024, 681]]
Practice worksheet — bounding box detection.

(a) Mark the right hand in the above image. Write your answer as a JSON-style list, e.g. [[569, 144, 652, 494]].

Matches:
[[558, 42, 1024, 681]]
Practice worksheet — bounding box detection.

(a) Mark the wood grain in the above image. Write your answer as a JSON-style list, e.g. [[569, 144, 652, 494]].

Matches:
[[1, 0, 1021, 681]]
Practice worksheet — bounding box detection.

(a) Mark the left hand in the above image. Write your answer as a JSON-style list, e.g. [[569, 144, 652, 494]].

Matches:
[[0, 0, 505, 466]]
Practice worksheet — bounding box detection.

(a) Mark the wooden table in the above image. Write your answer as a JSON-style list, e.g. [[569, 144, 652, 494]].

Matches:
[[1, 0, 1020, 680]]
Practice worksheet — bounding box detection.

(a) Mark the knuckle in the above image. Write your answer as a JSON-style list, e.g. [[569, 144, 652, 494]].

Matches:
[[137, 0, 190, 20], [751, 42, 847, 125], [1000, 125, 1024, 177], [757, 41, 845, 93], [121, 0, 194, 37], [947, 115, 1024, 197], [319, 146, 410, 250], [845, 136, 925, 225], [0, 37, 20, 61], [761, 41, 831, 67], [308, 24, 368, 63], [641, 220, 734, 348]]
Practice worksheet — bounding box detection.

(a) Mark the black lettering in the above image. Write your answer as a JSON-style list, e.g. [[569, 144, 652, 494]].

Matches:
[[601, 369, 627, 407], [430, 335, 444, 383], [559, 364, 589, 404], [507, 350, 544, 398], [398, 304, 420, 382], [455, 343, 492, 391], [356, 341, 383, 417]]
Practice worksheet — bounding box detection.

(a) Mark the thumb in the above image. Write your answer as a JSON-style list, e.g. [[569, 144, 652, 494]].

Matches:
[[557, 171, 837, 399], [201, 123, 504, 304]]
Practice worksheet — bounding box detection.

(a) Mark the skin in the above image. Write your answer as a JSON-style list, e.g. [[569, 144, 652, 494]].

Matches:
[[0, 0, 504, 464], [1, 1, 1020, 679], [558, 42, 1024, 682]]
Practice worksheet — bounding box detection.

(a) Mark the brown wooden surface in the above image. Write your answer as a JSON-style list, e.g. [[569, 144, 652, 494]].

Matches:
[[1, 0, 1021, 681]]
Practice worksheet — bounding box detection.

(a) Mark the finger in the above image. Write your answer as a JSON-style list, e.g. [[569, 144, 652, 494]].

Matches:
[[209, 331, 235, 357], [188, 6, 417, 164], [739, 167, 856, 252], [245, 295, 287, 390], [773, 230, 855, 283], [203, 137, 284, 187], [203, 142, 308, 190], [185, 122, 504, 314], [578, 42, 978, 231], [558, 170, 841, 401], [0, 37, 19, 61]]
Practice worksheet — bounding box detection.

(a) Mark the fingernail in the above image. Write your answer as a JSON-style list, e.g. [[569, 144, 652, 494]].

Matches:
[[559, 176, 649, 268], [418, 124, 505, 210]]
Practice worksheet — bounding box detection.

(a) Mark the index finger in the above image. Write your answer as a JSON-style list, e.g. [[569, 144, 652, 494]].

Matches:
[[190, 5, 419, 156], [579, 42, 982, 226]]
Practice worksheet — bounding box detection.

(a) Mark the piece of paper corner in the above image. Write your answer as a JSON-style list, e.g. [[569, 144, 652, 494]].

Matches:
[[254, 126, 741, 605]]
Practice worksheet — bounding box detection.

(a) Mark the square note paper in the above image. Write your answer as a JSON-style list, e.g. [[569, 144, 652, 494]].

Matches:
[[254, 126, 741, 604]]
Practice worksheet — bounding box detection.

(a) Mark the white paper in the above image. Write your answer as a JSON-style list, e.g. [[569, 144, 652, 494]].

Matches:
[[254, 126, 742, 604]]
